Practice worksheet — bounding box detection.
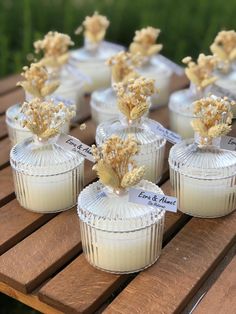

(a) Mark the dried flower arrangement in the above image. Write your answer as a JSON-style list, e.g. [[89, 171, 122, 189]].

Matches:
[[34, 31, 74, 68], [182, 54, 218, 91], [75, 12, 109, 44], [129, 27, 163, 59], [106, 51, 140, 84], [21, 98, 75, 140], [113, 76, 155, 121], [92, 135, 145, 191], [191, 96, 235, 144], [17, 63, 59, 98], [210, 30, 236, 72]]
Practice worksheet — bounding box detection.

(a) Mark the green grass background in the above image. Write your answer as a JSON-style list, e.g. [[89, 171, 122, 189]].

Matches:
[[0, 0, 236, 312], [0, 0, 236, 77]]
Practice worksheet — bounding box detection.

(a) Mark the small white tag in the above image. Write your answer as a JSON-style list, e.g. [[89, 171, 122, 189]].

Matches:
[[220, 136, 236, 151], [149, 121, 182, 144], [57, 134, 95, 162], [129, 188, 177, 212]]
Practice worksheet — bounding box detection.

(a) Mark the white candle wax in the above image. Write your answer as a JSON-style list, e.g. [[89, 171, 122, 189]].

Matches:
[[170, 172, 236, 218], [169, 110, 194, 139]]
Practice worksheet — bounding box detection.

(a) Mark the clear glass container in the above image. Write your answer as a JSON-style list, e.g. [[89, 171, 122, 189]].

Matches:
[[137, 55, 172, 108], [10, 135, 84, 213], [211, 70, 236, 118], [6, 103, 70, 147], [70, 41, 124, 93], [168, 88, 197, 139], [77, 179, 165, 273], [90, 88, 118, 126], [96, 117, 166, 183], [169, 134, 236, 218]]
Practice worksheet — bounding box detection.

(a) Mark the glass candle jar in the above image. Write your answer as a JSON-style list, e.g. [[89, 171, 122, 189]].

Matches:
[[169, 134, 236, 218], [6, 103, 70, 147], [90, 88, 119, 126], [77, 179, 165, 273], [10, 135, 84, 213], [137, 56, 172, 108], [96, 117, 166, 183], [70, 41, 124, 93]]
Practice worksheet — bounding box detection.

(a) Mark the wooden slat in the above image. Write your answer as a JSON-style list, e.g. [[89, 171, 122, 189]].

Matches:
[[0, 137, 11, 168], [37, 181, 187, 314], [103, 210, 236, 314], [0, 166, 14, 206], [0, 115, 8, 139], [194, 255, 236, 314], [0, 88, 24, 114], [0, 74, 21, 95], [0, 199, 56, 255]]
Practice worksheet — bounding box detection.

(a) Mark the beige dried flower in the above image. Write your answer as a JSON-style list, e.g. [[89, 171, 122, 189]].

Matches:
[[210, 30, 236, 71], [182, 53, 218, 90], [34, 31, 74, 68], [191, 95, 234, 140], [129, 27, 163, 58], [113, 76, 155, 120], [21, 98, 75, 140], [75, 12, 109, 44], [92, 135, 145, 190], [17, 63, 59, 98], [107, 51, 140, 84]]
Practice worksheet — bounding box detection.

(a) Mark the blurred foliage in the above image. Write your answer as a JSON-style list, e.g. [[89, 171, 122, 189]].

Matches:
[[0, 0, 236, 77]]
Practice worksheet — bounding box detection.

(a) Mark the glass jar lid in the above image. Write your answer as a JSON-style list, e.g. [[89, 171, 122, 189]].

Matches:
[[169, 139, 236, 179], [91, 87, 117, 111], [78, 179, 165, 232], [10, 136, 84, 176], [6, 104, 25, 130], [168, 88, 196, 117], [138, 55, 172, 78], [96, 117, 166, 154]]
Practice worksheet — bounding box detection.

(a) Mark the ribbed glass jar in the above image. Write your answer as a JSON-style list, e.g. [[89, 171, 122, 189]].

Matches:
[[77, 179, 165, 273], [169, 135, 236, 218], [96, 117, 166, 184], [70, 41, 124, 93], [6, 103, 70, 147], [168, 88, 197, 139], [10, 135, 84, 213], [137, 56, 172, 108], [90, 88, 119, 126]]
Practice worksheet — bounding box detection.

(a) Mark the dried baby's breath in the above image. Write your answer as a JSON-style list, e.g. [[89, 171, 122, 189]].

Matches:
[[210, 30, 236, 71], [129, 27, 163, 58], [75, 12, 109, 44], [92, 135, 145, 190], [17, 63, 59, 98], [182, 53, 218, 90], [107, 51, 140, 84], [34, 31, 74, 68], [21, 98, 75, 140], [113, 76, 155, 120], [191, 96, 234, 141]]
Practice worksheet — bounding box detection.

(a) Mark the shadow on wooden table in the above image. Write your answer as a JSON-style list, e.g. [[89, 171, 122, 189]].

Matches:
[[0, 293, 40, 314]]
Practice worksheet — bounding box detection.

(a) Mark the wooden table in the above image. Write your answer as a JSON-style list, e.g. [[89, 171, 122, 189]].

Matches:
[[0, 74, 235, 314]]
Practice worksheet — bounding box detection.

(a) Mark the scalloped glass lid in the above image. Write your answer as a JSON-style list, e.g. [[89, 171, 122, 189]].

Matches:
[[169, 139, 236, 179], [78, 180, 165, 232]]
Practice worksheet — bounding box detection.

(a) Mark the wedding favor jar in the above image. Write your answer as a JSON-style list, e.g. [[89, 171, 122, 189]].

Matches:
[[169, 96, 236, 218], [129, 27, 172, 108], [77, 135, 165, 273], [210, 30, 236, 117], [96, 77, 166, 183], [71, 12, 124, 93], [169, 54, 218, 138], [10, 99, 84, 213]]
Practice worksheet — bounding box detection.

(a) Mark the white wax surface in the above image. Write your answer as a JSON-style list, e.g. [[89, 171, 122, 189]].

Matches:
[[169, 110, 194, 139]]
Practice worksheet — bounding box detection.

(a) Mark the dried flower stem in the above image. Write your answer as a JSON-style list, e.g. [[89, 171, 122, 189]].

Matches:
[[114, 76, 155, 120], [21, 98, 75, 140], [191, 95, 235, 144], [92, 135, 145, 190], [182, 54, 218, 90]]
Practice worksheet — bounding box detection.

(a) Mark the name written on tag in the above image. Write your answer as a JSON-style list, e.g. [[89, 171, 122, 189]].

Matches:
[[149, 121, 182, 144], [221, 136, 236, 151], [57, 134, 95, 162], [129, 188, 177, 212]]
